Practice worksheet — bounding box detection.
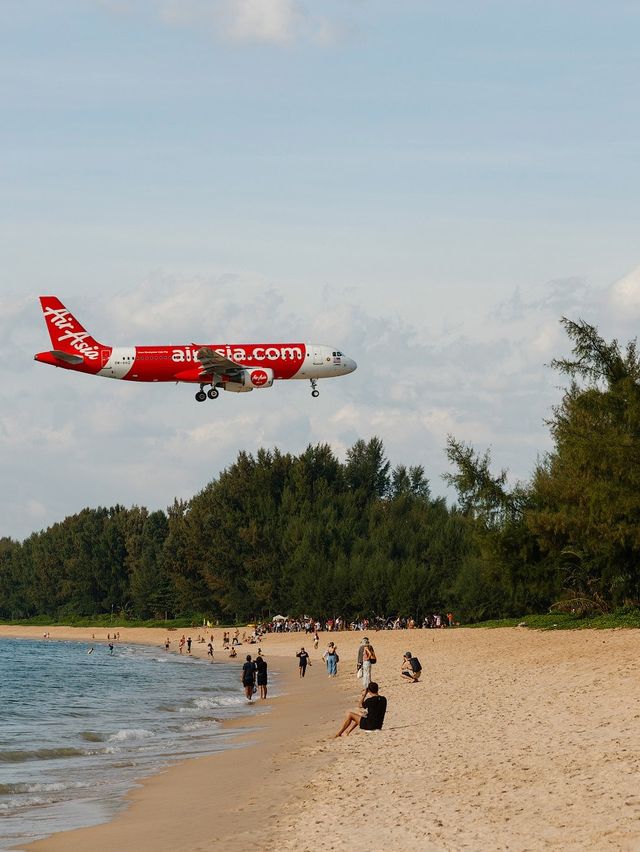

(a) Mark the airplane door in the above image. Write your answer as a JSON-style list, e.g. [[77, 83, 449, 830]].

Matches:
[[313, 348, 323, 366], [101, 350, 110, 368]]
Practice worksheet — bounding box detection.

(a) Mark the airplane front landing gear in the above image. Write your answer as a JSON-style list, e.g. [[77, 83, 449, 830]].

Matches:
[[310, 379, 319, 398], [196, 384, 207, 402]]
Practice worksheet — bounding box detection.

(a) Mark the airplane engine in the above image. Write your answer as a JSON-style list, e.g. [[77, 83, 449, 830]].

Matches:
[[223, 367, 275, 392]]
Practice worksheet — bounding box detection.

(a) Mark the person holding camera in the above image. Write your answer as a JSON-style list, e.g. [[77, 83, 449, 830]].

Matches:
[[333, 682, 387, 737]]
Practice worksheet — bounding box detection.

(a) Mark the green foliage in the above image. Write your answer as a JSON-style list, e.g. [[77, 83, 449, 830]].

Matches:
[[0, 438, 473, 622]]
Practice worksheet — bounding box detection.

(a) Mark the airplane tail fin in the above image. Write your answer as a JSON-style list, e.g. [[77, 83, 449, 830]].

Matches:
[[38, 296, 104, 362]]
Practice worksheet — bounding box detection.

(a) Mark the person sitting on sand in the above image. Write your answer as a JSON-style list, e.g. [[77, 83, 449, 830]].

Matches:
[[334, 683, 387, 737], [401, 651, 422, 682], [229, 646, 237, 658]]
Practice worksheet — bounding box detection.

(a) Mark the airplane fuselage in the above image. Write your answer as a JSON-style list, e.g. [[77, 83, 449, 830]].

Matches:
[[34, 298, 357, 400], [35, 343, 355, 382]]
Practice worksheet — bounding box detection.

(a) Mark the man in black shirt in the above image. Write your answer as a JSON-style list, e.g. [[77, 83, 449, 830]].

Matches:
[[334, 682, 387, 737], [296, 647, 311, 677], [241, 654, 257, 701]]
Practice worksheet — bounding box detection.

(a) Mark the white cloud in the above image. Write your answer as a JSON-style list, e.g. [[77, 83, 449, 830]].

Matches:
[[610, 265, 640, 316], [218, 0, 300, 44], [100, 0, 342, 46]]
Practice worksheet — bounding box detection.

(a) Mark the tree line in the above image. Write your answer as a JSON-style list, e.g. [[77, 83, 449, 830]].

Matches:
[[1, 318, 639, 623]]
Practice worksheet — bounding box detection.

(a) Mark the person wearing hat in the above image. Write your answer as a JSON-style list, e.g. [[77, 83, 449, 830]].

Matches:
[[401, 651, 422, 682]]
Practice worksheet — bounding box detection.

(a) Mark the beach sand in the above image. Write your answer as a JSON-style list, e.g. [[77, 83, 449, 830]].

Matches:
[[2, 625, 640, 850]]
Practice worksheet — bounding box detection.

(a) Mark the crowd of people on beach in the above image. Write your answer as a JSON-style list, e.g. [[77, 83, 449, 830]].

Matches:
[[257, 613, 455, 633]]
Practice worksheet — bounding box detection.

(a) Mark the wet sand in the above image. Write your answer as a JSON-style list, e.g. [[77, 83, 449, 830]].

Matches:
[[2, 625, 640, 850]]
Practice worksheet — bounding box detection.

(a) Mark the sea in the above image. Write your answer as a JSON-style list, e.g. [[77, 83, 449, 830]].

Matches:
[[0, 637, 261, 849]]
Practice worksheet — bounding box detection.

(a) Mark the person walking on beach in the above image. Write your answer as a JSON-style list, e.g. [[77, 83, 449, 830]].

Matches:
[[256, 655, 268, 699], [164, 637, 170, 652], [179, 635, 186, 655], [313, 631, 320, 650], [296, 647, 311, 678], [187, 637, 192, 655], [242, 654, 257, 701], [207, 642, 214, 661], [334, 683, 387, 737]]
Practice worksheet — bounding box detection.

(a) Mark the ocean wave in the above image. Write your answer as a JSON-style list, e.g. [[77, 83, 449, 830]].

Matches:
[[182, 695, 245, 712], [107, 728, 154, 743], [180, 719, 220, 732], [80, 731, 106, 742], [0, 781, 88, 795], [0, 747, 85, 763]]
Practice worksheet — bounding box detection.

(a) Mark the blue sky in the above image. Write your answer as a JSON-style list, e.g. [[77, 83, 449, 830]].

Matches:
[[1, 0, 639, 538]]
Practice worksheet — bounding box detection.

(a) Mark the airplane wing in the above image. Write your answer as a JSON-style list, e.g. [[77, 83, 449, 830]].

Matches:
[[196, 347, 243, 376]]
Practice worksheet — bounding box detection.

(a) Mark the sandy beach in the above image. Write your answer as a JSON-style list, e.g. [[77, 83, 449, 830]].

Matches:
[[2, 625, 640, 851]]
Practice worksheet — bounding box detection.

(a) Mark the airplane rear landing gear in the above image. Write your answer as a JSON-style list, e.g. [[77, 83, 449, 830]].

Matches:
[[195, 390, 207, 402], [310, 379, 319, 398], [207, 387, 219, 399]]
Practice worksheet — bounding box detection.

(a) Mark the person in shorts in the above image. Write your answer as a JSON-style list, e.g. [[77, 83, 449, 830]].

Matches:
[[241, 654, 257, 701], [401, 651, 422, 682]]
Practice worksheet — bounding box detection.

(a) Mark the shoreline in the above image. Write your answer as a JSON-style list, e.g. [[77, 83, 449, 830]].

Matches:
[[3, 625, 640, 850], [0, 626, 349, 852]]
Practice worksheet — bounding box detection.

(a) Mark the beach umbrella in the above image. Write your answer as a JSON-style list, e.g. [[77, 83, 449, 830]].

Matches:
[[272, 615, 287, 621]]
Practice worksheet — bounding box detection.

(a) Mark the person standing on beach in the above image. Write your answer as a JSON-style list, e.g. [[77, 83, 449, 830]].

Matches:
[[296, 647, 311, 678], [242, 654, 257, 701], [179, 635, 186, 655], [323, 643, 339, 677], [207, 642, 214, 661], [187, 637, 192, 655], [356, 636, 369, 680], [164, 637, 170, 652], [256, 655, 268, 699], [361, 642, 376, 689]]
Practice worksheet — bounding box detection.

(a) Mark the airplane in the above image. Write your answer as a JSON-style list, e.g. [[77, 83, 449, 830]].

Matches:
[[33, 297, 357, 401]]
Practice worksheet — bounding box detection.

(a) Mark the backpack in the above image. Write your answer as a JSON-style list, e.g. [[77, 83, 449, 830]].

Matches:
[[410, 657, 422, 673]]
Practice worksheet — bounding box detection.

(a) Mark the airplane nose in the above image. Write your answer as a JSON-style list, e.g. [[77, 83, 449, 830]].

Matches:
[[346, 357, 357, 373]]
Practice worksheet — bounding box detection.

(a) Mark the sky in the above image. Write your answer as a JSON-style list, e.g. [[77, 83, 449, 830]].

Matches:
[[1, 0, 639, 540]]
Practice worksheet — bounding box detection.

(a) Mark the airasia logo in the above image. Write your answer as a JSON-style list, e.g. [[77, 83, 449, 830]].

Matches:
[[43, 306, 99, 360], [250, 369, 269, 387]]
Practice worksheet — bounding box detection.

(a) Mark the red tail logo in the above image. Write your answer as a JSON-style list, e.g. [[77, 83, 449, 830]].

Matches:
[[39, 297, 102, 361]]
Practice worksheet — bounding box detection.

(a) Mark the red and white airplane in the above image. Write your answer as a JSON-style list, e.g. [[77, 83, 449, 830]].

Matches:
[[34, 297, 357, 401]]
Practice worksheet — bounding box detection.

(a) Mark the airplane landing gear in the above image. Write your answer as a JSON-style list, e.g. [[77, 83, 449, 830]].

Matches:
[[195, 390, 207, 402], [310, 379, 319, 398], [207, 387, 219, 400]]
